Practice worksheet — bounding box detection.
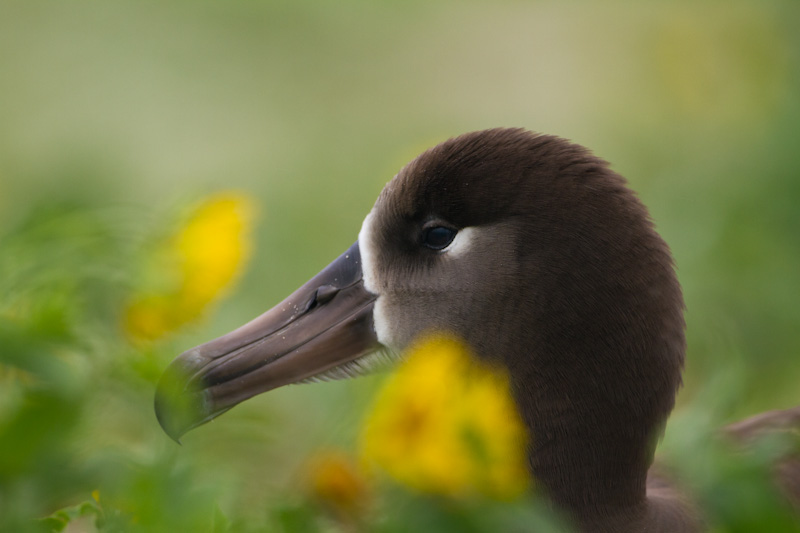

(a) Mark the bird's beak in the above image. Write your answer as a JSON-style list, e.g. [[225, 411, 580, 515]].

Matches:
[[154, 242, 379, 442]]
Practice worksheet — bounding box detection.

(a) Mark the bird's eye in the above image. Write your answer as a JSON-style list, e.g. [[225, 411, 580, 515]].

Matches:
[[421, 226, 457, 250]]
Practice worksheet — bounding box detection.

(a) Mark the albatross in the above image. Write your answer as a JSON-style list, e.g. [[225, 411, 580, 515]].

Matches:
[[155, 128, 799, 532]]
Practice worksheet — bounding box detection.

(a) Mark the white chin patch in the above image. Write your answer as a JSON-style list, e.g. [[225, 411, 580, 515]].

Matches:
[[371, 297, 397, 351]]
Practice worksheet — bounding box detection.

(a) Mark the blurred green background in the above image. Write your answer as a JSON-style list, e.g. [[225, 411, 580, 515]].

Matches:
[[1, 1, 799, 531]]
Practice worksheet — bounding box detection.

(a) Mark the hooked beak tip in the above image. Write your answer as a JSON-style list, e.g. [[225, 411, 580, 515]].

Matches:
[[154, 348, 212, 444], [154, 391, 184, 444]]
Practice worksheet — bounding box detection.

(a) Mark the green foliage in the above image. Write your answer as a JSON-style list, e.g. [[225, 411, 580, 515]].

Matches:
[[42, 498, 102, 533]]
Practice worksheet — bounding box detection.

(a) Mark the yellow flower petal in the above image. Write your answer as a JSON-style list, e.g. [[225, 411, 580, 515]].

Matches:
[[360, 335, 530, 499], [123, 192, 255, 342], [308, 451, 368, 518], [123, 294, 177, 341], [175, 193, 254, 307]]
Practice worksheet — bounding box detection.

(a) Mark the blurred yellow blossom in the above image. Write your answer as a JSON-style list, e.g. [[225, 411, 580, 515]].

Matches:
[[123, 193, 255, 341], [307, 450, 369, 519], [360, 335, 530, 500]]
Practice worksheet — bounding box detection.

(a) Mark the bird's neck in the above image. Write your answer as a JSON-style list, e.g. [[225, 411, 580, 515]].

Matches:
[[518, 386, 652, 519], [523, 408, 702, 532], [504, 246, 684, 526], [507, 328, 679, 529]]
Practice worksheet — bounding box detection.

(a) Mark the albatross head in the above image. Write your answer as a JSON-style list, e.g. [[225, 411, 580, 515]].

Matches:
[[155, 128, 685, 517]]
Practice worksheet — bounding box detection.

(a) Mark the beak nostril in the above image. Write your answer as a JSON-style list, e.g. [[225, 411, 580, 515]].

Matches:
[[307, 284, 339, 311], [315, 284, 339, 305]]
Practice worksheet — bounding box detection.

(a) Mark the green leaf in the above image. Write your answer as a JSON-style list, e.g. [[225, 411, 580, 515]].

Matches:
[[41, 498, 101, 532]]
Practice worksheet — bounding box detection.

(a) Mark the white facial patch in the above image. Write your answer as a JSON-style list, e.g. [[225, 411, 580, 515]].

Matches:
[[358, 210, 395, 350], [358, 210, 379, 295], [443, 226, 475, 257]]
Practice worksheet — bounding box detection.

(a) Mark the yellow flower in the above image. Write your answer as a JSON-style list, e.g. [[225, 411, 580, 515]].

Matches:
[[174, 194, 253, 308], [359, 335, 530, 500], [123, 193, 255, 341], [308, 450, 369, 519]]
